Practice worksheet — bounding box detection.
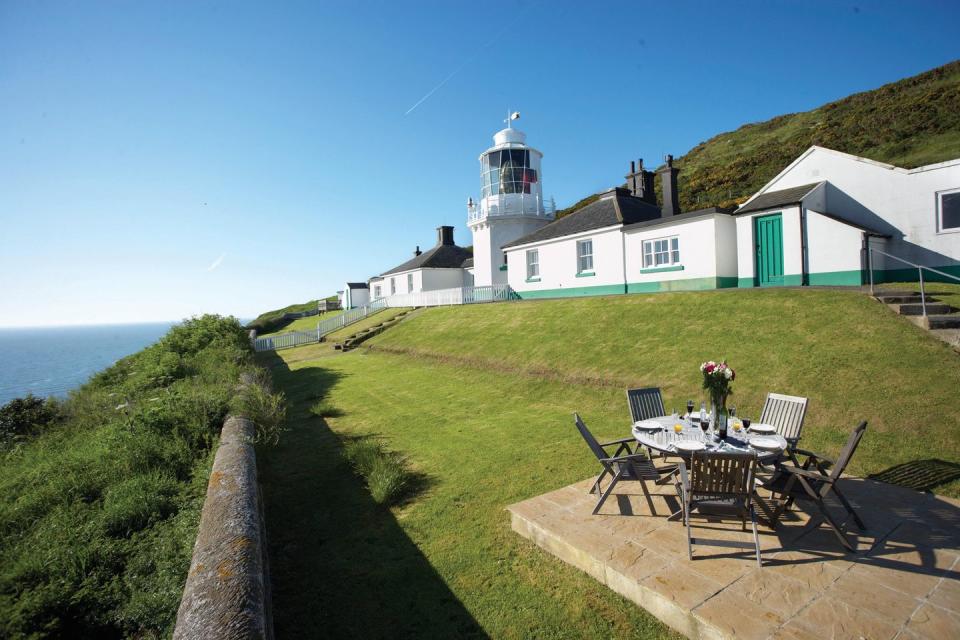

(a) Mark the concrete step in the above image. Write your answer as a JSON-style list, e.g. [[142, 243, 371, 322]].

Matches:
[[894, 303, 953, 316], [927, 315, 960, 330], [877, 294, 926, 304]]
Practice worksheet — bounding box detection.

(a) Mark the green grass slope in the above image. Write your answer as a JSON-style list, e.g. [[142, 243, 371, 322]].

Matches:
[[248, 298, 334, 334], [557, 60, 960, 216], [366, 290, 960, 496], [0, 316, 263, 638]]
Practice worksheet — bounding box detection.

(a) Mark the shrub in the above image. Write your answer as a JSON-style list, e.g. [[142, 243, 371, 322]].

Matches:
[[342, 439, 413, 506], [232, 379, 287, 444], [0, 394, 60, 447]]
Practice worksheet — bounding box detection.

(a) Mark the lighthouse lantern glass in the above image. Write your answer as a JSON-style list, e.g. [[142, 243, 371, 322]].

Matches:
[[481, 149, 537, 198]]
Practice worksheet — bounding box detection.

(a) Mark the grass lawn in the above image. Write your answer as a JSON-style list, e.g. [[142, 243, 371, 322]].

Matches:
[[258, 345, 680, 639], [260, 310, 344, 337], [366, 289, 960, 496], [322, 307, 414, 343]]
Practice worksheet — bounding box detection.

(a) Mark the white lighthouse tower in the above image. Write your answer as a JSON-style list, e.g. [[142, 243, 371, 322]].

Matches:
[[467, 113, 554, 286]]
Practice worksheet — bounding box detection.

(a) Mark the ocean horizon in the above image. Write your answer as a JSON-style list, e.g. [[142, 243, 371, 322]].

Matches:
[[0, 322, 176, 404]]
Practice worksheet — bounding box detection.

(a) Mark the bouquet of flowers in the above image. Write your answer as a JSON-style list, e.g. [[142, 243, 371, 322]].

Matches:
[[700, 360, 735, 409]]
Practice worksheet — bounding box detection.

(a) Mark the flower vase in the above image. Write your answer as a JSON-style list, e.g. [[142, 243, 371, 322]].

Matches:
[[711, 393, 728, 440]]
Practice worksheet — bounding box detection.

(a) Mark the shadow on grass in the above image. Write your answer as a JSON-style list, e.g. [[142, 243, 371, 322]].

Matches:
[[254, 350, 486, 639], [867, 458, 960, 493]]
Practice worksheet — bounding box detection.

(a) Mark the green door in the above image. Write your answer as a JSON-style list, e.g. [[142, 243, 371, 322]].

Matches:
[[754, 213, 784, 286]]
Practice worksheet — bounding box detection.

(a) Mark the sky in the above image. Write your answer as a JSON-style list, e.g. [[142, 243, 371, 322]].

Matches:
[[1, 1, 958, 327]]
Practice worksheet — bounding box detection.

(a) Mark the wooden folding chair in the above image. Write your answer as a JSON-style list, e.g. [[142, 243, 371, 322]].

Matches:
[[574, 413, 660, 515], [677, 450, 763, 567], [763, 421, 868, 552], [759, 393, 809, 451]]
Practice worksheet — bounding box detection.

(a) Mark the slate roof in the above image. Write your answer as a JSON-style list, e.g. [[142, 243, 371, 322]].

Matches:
[[380, 244, 474, 276], [622, 206, 735, 232], [345, 282, 368, 289], [502, 189, 662, 249], [461, 257, 474, 268], [736, 183, 822, 214]]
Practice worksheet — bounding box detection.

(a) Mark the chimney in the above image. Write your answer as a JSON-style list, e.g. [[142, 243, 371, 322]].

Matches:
[[624, 158, 657, 205], [657, 154, 681, 217], [437, 225, 455, 246], [414, 245, 422, 257]]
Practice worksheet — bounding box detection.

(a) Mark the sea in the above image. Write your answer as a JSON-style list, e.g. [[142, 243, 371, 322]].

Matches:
[[0, 323, 176, 405]]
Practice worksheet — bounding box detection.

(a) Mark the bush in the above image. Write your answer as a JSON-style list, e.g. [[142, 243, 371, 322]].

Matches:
[[232, 375, 287, 444], [0, 394, 60, 447], [342, 439, 412, 506]]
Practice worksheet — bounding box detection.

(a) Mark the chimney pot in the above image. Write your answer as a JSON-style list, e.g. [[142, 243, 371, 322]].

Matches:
[[657, 154, 681, 217], [414, 245, 421, 257], [437, 226, 455, 246]]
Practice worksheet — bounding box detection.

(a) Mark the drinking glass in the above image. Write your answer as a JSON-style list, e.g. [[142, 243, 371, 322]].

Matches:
[[686, 400, 695, 418]]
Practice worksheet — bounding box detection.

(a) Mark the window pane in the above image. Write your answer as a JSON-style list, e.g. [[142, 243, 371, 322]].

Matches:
[[643, 254, 652, 268], [943, 192, 960, 229], [671, 237, 679, 251]]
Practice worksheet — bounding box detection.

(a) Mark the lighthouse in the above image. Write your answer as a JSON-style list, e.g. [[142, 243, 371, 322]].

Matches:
[[467, 113, 554, 286]]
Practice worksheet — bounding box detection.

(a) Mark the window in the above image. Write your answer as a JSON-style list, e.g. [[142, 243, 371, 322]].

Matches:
[[373, 285, 381, 298], [407, 273, 414, 292], [526, 249, 539, 279], [940, 189, 960, 232], [643, 236, 681, 268], [577, 239, 594, 274], [390, 278, 396, 295], [481, 149, 537, 198]]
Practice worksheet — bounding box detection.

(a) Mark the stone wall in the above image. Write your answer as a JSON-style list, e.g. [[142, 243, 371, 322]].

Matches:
[[173, 414, 273, 640]]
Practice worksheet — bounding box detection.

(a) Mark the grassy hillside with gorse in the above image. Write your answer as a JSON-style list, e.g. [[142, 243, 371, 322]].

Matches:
[[557, 60, 960, 217], [0, 316, 284, 638]]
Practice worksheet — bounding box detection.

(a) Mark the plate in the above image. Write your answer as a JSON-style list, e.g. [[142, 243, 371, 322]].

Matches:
[[633, 420, 663, 431], [674, 440, 706, 452], [748, 423, 776, 434], [749, 437, 783, 451]]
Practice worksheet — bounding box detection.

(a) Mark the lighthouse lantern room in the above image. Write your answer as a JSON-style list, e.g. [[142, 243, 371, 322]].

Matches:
[[468, 113, 554, 286]]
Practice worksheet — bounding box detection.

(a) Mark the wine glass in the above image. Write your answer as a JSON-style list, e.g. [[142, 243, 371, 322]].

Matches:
[[743, 418, 752, 431], [686, 400, 695, 418]]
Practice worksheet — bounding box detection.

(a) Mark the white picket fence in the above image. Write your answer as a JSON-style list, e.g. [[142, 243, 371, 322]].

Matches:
[[252, 285, 515, 352], [252, 299, 387, 352], [378, 284, 515, 308]]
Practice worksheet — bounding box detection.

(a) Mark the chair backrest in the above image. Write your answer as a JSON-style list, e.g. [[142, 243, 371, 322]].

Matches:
[[828, 421, 868, 485], [573, 413, 609, 462], [759, 393, 808, 443], [689, 451, 757, 499], [626, 387, 665, 423]]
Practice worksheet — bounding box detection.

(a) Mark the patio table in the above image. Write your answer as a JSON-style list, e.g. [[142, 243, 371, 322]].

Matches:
[[632, 415, 788, 463]]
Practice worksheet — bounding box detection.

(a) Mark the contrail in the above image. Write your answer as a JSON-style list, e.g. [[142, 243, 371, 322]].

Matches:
[[206, 253, 226, 272], [403, 7, 533, 116]]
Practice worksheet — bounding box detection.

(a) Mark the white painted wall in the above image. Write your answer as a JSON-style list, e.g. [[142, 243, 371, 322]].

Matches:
[[471, 216, 550, 286], [805, 211, 864, 276], [344, 287, 370, 309], [752, 147, 960, 268], [506, 225, 625, 295], [623, 215, 726, 287]]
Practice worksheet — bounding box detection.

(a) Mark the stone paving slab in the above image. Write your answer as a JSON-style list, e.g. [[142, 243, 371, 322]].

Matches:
[[507, 475, 960, 640]]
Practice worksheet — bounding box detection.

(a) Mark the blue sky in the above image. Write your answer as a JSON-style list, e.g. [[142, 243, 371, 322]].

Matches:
[[1, 1, 957, 326]]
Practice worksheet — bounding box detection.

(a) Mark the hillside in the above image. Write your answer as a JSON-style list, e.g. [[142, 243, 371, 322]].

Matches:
[[247, 298, 333, 334], [557, 60, 960, 217]]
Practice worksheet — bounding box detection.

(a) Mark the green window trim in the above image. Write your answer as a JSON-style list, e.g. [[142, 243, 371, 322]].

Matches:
[[499, 265, 508, 271], [575, 271, 596, 278], [525, 277, 541, 283], [639, 265, 685, 274]]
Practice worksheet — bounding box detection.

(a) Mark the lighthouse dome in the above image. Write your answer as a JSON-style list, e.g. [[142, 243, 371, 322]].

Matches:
[[493, 127, 527, 146]]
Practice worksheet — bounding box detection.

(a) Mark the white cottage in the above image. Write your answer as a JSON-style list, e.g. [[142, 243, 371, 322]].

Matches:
[[734, 147, 960, 286], [367, 226, 473, 300], [339, 282, 369, 310]]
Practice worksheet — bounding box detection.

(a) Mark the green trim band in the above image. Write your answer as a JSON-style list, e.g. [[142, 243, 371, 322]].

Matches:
[[518, 283, 625, 299], [498, 265, 508, 271], [639, 265, 685, 274], [575, 271, 596, 278], [525, 277, 541, 283], [627, 276, 737, 293]]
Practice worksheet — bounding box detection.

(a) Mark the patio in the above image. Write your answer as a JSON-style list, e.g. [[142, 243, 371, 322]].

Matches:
[[508, 475, 960, 639]]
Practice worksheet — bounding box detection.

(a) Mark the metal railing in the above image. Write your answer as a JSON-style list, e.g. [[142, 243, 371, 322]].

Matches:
[[252, 299, 388, 352], [868, 247, 960, 317]]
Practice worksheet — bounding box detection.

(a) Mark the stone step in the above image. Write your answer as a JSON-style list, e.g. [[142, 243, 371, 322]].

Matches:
[[877, 294, 926, 304], [895, 303, 953, 316], [927, 315, 960, 330]]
